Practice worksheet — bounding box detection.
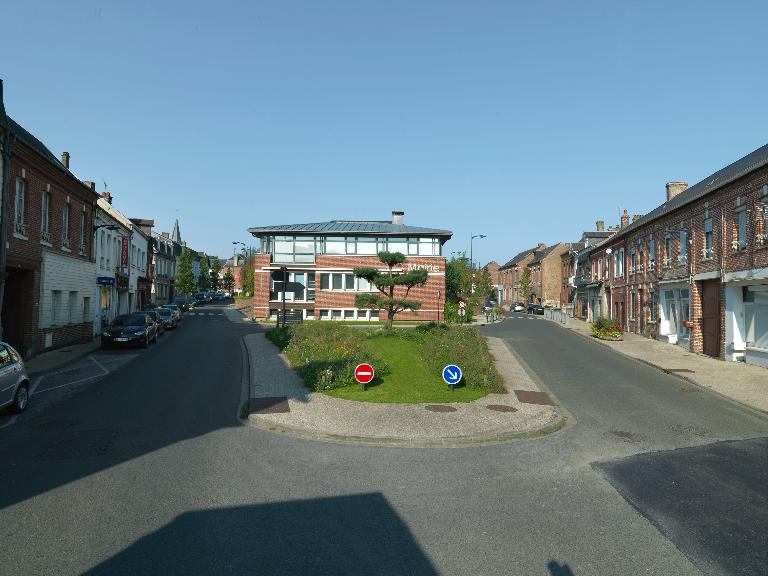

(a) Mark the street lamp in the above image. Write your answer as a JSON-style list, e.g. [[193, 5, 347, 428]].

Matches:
[[470, 234, 486, 270]]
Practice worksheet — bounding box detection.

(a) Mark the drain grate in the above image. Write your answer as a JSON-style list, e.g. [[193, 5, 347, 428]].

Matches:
[[486, 404, 518, 413], [665, 368, 695, 373], [425, 405, 457, 413], [514, 390, 555, 406], [250, 396, 290, 414]]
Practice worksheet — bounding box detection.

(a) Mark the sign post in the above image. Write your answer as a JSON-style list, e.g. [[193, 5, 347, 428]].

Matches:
[[442, 364, 462, 391], [354, 363, 375, 391]]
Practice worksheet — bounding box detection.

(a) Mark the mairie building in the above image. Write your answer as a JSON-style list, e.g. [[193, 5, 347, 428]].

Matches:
[[247, 211, 452, 322]]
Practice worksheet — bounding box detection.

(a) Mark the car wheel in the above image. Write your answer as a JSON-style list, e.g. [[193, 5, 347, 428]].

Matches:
[[11, 382, 29, 414]]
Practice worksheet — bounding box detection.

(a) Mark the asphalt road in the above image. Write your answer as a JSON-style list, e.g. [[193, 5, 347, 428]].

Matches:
[[0, 308, 766, 576]]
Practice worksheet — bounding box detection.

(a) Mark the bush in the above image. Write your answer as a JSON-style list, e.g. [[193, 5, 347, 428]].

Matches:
[[280, 323, 390, 391], [591, 316, 622, 338], [418, 324, 505, 392], [265, 326, 292, 351]]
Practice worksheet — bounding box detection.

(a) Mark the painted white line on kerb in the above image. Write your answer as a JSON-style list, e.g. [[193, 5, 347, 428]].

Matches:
[[90, 355, 110, 376], [28, 375, 45, 396], [0, 414, 18, 429], [32, 356, 110, 396]]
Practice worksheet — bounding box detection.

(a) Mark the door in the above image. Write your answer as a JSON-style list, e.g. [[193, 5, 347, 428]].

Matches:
[[701, 280, 720, 357]]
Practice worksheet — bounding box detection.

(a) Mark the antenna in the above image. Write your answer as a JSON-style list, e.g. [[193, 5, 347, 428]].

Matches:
[[102, 179, 108, 191]]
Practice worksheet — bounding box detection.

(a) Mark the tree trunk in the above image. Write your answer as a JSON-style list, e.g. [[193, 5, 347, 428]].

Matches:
[[386, 310, 394, 329]]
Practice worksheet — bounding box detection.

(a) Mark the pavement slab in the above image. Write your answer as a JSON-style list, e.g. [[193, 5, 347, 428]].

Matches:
[[244, 332, 562, 446]]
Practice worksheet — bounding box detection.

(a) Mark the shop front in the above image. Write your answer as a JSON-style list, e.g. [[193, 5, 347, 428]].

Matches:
[[658, 281, 691, 348], [724, 268, 768, 366]]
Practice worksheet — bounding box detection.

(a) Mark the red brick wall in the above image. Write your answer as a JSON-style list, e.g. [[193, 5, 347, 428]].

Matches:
[[252, 254, 446, 321]]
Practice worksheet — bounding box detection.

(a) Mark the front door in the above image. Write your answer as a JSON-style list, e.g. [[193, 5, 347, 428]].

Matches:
[[701, 280, 720, 357]]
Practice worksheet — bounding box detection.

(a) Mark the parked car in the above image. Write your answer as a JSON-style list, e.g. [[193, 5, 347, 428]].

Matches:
[[155, 307, 177, 330], [161, 303, 183, 322], [512, 302, 525, 312], [102, 314, 158, 348], [194, 293, 207, 306], [0, 342, 30, 414], [172, 297, 191, 312], [214, 292, 224, 301], [140, 310, 165, 336], [527, 303, 544, 315]]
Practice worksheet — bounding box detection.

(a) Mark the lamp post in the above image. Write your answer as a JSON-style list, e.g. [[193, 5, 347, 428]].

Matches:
[[470, 234, 486, 295], [232, 241, 246, 295]]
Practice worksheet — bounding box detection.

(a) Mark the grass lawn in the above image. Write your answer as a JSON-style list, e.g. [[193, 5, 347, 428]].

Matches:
[[325, 336, 489, 403]]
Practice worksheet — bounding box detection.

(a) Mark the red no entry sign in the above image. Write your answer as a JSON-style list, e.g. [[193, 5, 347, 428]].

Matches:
[[354, 363, 375, 385]]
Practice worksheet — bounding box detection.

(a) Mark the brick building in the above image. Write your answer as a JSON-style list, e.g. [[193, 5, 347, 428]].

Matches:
[[527, 242, 568, 307], [483, 260, 502, 303], [247, 211, 452, 321], [587, 144, 768, 367], [1, 117, 99, 357], [498, 244, 545, 307]]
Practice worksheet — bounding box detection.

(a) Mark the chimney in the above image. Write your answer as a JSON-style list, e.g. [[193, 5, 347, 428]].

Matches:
[[536, 243, 546, 250], [61, 151, 70, 169], [101, 191, 113, 204], [391, 211, 404, 225], [620, 209, 629, 229], [595, 220, 605, 232], [82, 180, 96, 191], [666, 181, 688, 202], [632, 214, 641, 223]]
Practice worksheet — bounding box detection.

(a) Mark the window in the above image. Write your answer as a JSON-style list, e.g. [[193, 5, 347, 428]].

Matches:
[[79, 211, 86, 254], [664, 237, 672, 267], [62, 204, 70, 247], [324, 237, 346, 255], [345, 274, 355, 290], [69, 291, 78, 324], [648, 238, 656, 264], [320, 310, 330, 319], [307, 272, 316, 301], [52, 291, 62, 324], [346, 238, 356, 254], [703, 218, 713, 258], [744, 287, 768, 349], [419, 237, 439, 256], [357, 277, 372, 292], [388, 238, 408, 254], [0, 346, 12, 368], [680, 289, 690, 337], [100, 231, 105, 269], [356, 237, 377, 255], [736, 208, 747, 249], [370, 310, 379, 319], [664, 290, 677, 333], [332, 273, 343, 290], [14, 178, 27, 236], [320, 274, 330, 290], [408, 238, 418, 255], [83, 297, 91, 323], [41, 191, 51, 241], [679, 230, 687, 264], [344, 310, 355, 320], [332, 309, 342, 320]]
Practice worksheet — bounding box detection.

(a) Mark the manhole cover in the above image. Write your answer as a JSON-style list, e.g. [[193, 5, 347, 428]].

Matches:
[[250, 397, 290, 414], [514, 390, 555, 406], [486, 404, 518, 412], [425, 405, 457, 413]]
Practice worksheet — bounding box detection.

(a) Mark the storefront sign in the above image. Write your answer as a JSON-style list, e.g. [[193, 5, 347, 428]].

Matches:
[[115, 273, 129, 292], [407, 264, 441, 272], [121, 236, 129, 267], [97, 276, 115, 286]]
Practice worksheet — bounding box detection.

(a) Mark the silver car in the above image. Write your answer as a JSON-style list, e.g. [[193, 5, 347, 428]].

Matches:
[[0, 342, 30, 414]]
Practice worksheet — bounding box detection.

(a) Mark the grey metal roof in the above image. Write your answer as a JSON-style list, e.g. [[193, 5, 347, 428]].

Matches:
[[7, 116, 98, 198], [247, 220, 453, 238], [596, 143, 768, 248]]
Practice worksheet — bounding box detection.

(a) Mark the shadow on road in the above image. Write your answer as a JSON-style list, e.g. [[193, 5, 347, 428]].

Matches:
[[81, 493, 439, 576], [547, 560, 576, 575]]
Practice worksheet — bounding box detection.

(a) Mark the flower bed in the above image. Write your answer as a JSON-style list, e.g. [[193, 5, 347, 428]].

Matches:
[[591, 317, 623, 340]]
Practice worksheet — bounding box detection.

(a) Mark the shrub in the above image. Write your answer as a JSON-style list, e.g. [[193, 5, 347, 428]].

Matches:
[[265, 326, 292, 351], [418, 325, 505, 392], [281, 323, 390, 391]]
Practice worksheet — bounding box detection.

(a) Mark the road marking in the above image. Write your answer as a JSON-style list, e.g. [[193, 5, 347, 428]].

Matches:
[[208, 313, 214, 316], [0, 414, 18, 429], [28, 375, 45, 396], [32, 355, 111, 396], [90, 354, 110, 376]]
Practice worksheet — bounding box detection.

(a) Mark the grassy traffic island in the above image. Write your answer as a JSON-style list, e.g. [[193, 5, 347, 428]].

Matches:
[[266, 322, 505, 403]]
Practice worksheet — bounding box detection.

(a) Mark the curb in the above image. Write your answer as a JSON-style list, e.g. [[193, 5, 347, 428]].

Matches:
[[246, 411, 566, 448], [546, 317, 768, 418]]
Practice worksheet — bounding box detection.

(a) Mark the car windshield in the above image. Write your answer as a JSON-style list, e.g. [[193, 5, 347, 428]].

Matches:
[[113, 315, 147, 327], [157, 309, 171, 317]]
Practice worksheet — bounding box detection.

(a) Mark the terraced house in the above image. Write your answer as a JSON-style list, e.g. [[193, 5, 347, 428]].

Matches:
[[586, 144, 768, 367], [1, 117, 99, 357], [247, 211, 452, 322]]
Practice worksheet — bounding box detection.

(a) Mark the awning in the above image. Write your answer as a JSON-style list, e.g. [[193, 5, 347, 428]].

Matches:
[[723, 267, 768, 283]]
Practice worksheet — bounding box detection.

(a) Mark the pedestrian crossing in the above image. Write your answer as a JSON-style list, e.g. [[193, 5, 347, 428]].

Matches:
[[186, 312, 225, 317]]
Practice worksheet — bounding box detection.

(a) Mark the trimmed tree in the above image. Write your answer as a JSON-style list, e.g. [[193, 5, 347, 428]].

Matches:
[[353, 251, 429, 329], [209, 257, 221, 292], [519, 267, 532, 303], [176, 247, 196, 295], [222, 269, 235, 293]]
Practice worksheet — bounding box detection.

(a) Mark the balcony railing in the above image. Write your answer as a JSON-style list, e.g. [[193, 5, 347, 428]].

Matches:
[[701, 247, 714, 259], [62, 236, 71, 249], [41, 229, 51, 243], [677, 254, 688, 265], [78, 243, 86, 256], [14, 221, 28, 237], [648, 260, 656, 272]]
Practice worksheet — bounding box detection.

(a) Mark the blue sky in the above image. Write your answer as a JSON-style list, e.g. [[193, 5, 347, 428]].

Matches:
[[3, 0, 767, 265]]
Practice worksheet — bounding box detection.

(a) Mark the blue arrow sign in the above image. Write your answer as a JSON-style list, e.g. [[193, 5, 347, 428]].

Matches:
[[442, 364, 462, 385]]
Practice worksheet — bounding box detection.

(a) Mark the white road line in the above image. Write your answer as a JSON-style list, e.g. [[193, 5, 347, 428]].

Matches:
[[208, 313, 214, 316], [28, 375, 45, 395], [32, 373, 105, 395], [0, 415, 18, 429], [90, 354, 110, 376]]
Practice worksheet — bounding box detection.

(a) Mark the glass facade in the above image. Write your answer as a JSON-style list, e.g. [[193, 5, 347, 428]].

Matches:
[[258, 235, 442, 262]]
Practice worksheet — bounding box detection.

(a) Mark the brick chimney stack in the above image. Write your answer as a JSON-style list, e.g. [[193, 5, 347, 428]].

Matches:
[[101, 191, 113, 204], [61, 151, 70, 169], [666, 182, 688, 202], [596, 220, 605, 232], [620, 209, 629, 229]]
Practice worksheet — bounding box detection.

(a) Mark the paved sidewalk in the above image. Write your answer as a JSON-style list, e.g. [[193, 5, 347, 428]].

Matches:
[[553, 316, 768, 413], [243, 331, 563, 447], [23, 337, 101, 376]]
